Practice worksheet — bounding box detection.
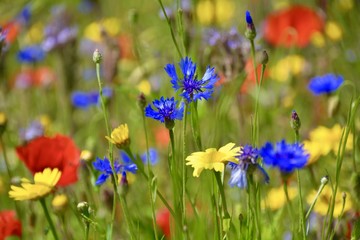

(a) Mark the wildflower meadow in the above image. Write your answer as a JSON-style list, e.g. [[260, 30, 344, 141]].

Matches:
[[1, 0, 360, 239]]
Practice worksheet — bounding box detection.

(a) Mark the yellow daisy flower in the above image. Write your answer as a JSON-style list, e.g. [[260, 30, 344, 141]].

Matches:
[[306, 186, 352, 216], [186, 143, 241, 177], [105, 124, 130, 149], [262, 185, 297, 210], [325, 21, 342, 41], [9, 168, 61, 201]]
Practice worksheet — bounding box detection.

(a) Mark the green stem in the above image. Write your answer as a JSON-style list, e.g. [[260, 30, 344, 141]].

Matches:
[[283, 181, 294, 222], [141, 113, 159, 240], [191, 102, 202, 150], [182, 104, 188, 231], [325, 97, 360, 238], [95, 63, 111, 137], [296, 170, 306, 240], [305, 180, 327, 220], [157, 0, 183, 58], [253, 64, 266, 147], [214, 171, 230, 237], [39, 198, 59, 240], [85, 222, 90, 240]]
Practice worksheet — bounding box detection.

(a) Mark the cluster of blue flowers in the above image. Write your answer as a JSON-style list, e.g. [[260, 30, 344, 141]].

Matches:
[[145, 57, 218, 126]]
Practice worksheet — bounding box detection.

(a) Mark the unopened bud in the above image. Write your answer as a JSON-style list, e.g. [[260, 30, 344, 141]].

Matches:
[[77, 201, 92, 221], [138, 92, 147, 110], [290, 110, 301, 132], [93, 49, 102, 64], [260, 50, 269, 65], [245, 11, 256, 40]]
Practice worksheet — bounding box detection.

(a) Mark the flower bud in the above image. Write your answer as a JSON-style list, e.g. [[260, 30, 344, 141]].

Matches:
[[290, 110, 301, 132], [80, 150, 93, 162], [138, 92, 147, 110], [93, 49, 102, 64], [77, 201, 92, 221], [245, 11, 256, 40], [321, 175, 329, 185], [260, 50, 269, 65]]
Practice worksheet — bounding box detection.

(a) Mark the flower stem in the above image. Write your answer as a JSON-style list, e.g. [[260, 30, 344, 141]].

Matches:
[[182, 104, 188, 232], [141, 112, 159, 240], [296, 170, 306, 240], [305, 180, 327, 220], [157, 0, 183, 58], [325, 97, 360, 239], [214, 171, 230, 234], [191, 101, 202, 150], [253, 64, 266, 147], [39, 198, 59, 240], [85, 222, 90, 240]]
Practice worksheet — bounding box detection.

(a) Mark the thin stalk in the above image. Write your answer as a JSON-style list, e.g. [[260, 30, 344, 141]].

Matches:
[[85, 222, 90, 240], [305, 181, 327, 220], [191, 102, 202, 150], [329, 194, 346, 239], [157, 0, 183, 58], [248, 176, 261, 239], [253, 64, 266, 147], [325, 97, 360, 238], [95, 61, 118, 239], [39, 198, 59, 240], [283, 182, 294, 222], [182, 104, 188, 231], [141, 113, 159, 240], [214, 171, 230, 237]]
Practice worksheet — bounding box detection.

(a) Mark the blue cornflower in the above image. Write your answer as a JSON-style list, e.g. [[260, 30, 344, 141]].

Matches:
[[260, 140, 309, 173], [245, 11, 253, 24], [17, 45, 45, 63], [71, 87, 112, 109], [93, 154, 137, 186], [308, 74, 344, 95], [164, 57, 218, 103], [229, 145, 269, 188], [145, 96, 184, 129], [140, 148, 159, 165]]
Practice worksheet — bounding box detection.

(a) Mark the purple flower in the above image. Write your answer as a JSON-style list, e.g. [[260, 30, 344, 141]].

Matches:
[[19, 121, 44, 142], [17, 45, 45, 63]]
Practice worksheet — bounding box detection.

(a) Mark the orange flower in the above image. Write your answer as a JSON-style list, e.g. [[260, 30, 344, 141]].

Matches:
[[156, 208, 171, 238], [264, 5, 324, 48]]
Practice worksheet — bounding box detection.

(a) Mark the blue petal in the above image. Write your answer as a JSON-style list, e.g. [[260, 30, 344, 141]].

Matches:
[[95, 173, 109, 185], [141, 148, 159, 165]]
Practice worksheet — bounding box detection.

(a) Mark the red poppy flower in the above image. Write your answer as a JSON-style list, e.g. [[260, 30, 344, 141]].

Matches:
[[16, 134, 80, 187], [2, 22, 20, 44], [12, 67, 56, 89], [156, 208, 171, 238], [0, 210, 22, 239], [264, 5, 324, 48]]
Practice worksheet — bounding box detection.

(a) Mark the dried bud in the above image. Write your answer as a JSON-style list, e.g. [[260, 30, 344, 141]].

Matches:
[[245, 11, 256, 40], [290, 110, 301, 132], [93, 49, 102, 64], [138, 92, 147, 110], [321, 176, 329, 185], [260, 50, 269, 65]]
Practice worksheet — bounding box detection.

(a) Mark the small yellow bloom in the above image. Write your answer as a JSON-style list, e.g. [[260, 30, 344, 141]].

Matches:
[[105, 124, 130, 149], [196, 1, 215, 25], [325, 22, 342, 41], [52, 194, 68, 212], [303, 140, 322, 165], [270, 55, 305, 82], [24, 22, 44, 44], [311, 32, 325, 48], [214, 0, 235, 26], [84, 18, 121, 42], [80, 150, 93, 161], [9, 168, 61, 201], [262, 185, 297, 210], [137, 80, 151, 96], [306, 186, 352, 216], [186, 143, 240, 177], [196, 0, 234, 26]]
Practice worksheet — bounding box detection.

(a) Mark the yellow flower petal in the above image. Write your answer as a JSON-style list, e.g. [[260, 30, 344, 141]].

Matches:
[[325, 21, 342, 41], [262, 185, 297, 210], [9, 168, 61, 201], [186, 143, 240, 177]]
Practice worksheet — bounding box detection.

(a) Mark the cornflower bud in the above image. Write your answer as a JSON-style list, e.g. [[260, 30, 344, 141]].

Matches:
[[93, 49, 102, 64], [245, 11, 256, 40], [290, 110, 301, 132]]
